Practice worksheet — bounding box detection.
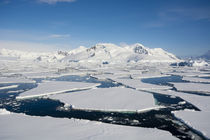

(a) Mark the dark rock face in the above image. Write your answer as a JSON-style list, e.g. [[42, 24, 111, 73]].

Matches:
[[170, 61, 192, 67], [57, 51, 69, 56], [133, 46, 148, 55]]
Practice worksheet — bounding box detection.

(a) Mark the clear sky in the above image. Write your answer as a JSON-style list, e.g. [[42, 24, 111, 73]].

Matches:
[[0, 0, 210, 56]]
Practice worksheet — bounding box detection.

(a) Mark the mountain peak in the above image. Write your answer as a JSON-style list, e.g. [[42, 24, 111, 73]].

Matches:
[[93, 43, 119, 49], [62, 42, 179, 64], [130, 43, 149, 55], [132, 43, 145, 47]]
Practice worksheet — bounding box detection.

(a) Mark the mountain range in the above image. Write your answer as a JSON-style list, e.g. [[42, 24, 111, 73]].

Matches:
[[0, 43, 180, 65], [62, 43, 179, 64]]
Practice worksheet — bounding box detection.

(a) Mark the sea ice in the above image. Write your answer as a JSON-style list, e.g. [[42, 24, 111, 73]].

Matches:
[[22, 71, 60, 79], [0, 85, 18, 90], [113, 78, 171, 90], [0, 109, 11, 115], [166, 67, 209, 77], [151, 89, 210, 111], [51, 87, 158, 111], [173, 110, 210, 139], [172, 82, 210, 94], [182, 76, 210, 83], [0, 77, 35, 84], [17, 81, 99, 99], [92, 74, 171, 90], [93, 73, 129, 80], [0, 113, 178, 140]]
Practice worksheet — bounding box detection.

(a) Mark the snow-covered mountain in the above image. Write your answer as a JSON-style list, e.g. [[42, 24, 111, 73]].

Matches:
[[62, 43, 180, 64], [0, 48, 66, 62], [0, 43, 180, 65], [176, 50, 210, 67]]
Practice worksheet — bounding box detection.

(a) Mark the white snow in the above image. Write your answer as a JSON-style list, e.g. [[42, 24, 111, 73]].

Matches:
[[62, 43, 180, 65], [1, 44, 209, 140], [0, 113, 178, 140], [17, 81, 100, 99], [148, 84, 210, 139], [50, 87, 158, 111], [0, 43, 180, 68], [0, 48, 65, 61], [114, 78, 171, 90], [0, 55, 18, 61], [173, 110, 210, 139], [0, 77, 35, 84], [151, 89, 210, 111], [93, 74, 171, 90], [22, 71, 60, 79], [131, 74, 169, 79], [193, 60, 208, 67], [0, 85, 18, 90], [172, 82, 210, 94], [93, 73, 130, 81], [166, 67, 210, 77], [177, 94, 210, 111], [183, 76, 210, 83], [0, 109, 11, 115]]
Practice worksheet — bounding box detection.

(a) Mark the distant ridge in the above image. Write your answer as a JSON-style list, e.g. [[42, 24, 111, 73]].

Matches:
[[0, 43, 180, 65], [62, 43, 180, 64]]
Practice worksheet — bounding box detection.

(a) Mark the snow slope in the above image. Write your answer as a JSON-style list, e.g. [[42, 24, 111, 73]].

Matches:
[[0, 43, 180, 67], [0, 48, 66, 62], [62, 43, 180, 64]]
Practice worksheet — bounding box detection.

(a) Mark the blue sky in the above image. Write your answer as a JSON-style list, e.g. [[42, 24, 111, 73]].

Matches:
[[0, 0, 210, 56]]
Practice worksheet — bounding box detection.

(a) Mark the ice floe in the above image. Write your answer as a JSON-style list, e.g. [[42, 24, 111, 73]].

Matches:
[[172, 82, 210, 94], [93, 74, 171, 90], [0, 113, 178, 140], [182, 76, 210, 83], [151, 89, 210, 111], [22, 71, 60, 79], [113, 78, 170, 90], [0, 77, 35, 84], [0, 109, 11, 115], [173, 110, 210, 139], [50, 87, 158, 111], [0, 85, 18, 90], [17, 81, 99, 99]]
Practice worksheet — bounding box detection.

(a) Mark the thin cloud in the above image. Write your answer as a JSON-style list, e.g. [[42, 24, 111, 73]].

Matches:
[[48, 34, 70, 39], [0, 29, 70, 41], [38, 0, 76, 4], [0, 40, 60, 52]]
